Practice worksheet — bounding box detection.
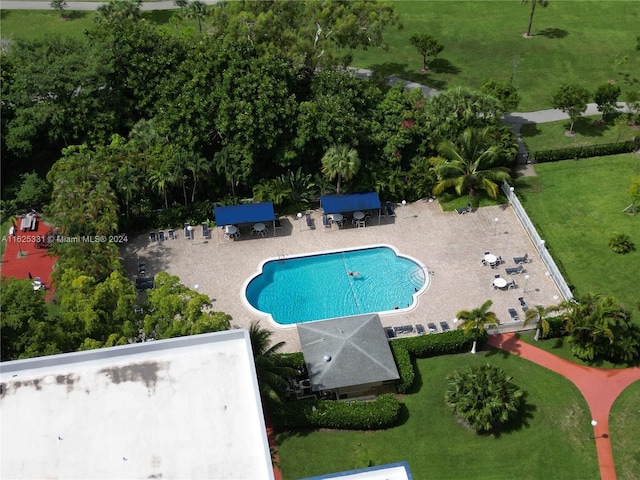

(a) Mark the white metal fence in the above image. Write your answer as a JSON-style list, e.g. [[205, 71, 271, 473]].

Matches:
[[501, 181, 574, 301]]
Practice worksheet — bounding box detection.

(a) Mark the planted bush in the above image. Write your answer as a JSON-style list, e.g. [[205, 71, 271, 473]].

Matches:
[[608, 232, 636, 254], [533, 139, 640, 163], [269, 393, 401, 430]]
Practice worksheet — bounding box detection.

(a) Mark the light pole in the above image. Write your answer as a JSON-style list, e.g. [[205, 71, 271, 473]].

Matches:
[[194, 284, 199, 291], [297, 212, 303, 231], [493, 217, 499, 236], [187, 225, 193, 240], [540, 239, 546, 250], [590, 419, 608, 439], [402, 200, 407, 218], [509, 186, 515, 204], [453, 318, 458, 329], [524, 274, 530, 293]]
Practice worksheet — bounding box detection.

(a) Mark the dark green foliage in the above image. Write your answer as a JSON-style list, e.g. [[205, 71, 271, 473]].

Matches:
[[480, 80, 521, 113], [551, 83, 591, 134], [608, 232, 635, 254], [533, 139, 640, 162], [445, 364, 524, 432], [391, 329, 482, 393], [14, 172, 51, 211], [269, 393, 401, 430], [594, 83, 622, 120], [409, 33, 444, 71]]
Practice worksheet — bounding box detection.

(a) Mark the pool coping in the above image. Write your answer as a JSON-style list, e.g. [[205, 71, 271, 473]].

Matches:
[[241, 243, 430, 329]]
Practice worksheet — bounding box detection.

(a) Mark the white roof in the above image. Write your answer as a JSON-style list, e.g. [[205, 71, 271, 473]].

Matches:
[[0, 330, 274, 480]]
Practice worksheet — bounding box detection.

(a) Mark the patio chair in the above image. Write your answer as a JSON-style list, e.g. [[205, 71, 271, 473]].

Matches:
[[274, 215, 283, 229], [322, 215, 330, 228], [305, 212, 315, 230], [202, 223, 211, 239], [427, 322, 438, 333], [508, 308, 519, 321], [416, 324, 426, 335], [385, 201, 396, 217], [507, 279, 517, 289], [513, 253, 529, 264], [149, 232, 157, 242], [440, 321, 451, 331], [168, 229, 176, 240], [519, 297, 529, 312]]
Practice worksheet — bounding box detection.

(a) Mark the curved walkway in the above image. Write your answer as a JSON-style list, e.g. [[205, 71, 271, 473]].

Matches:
[[488, 333, 640, 480]]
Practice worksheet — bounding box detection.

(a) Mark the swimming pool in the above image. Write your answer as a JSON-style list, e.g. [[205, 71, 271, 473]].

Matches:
[[245, 246, 427, 325]]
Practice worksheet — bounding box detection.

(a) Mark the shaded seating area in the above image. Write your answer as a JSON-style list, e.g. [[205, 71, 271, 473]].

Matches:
[[214, 202, 277, 239], [320, 192, 382, 227]]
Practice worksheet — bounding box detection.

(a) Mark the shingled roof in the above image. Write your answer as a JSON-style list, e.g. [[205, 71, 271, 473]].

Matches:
[[297, 314, 399, 391]]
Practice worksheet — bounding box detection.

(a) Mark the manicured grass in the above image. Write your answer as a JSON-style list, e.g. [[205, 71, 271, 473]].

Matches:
[[514, 154, 640, 319], [517, 331, 626, 369], [350, 1, 640, 111], [610, 380, 640, 480], [521, 115, 639, 154], [0, 9, 192, 42], [276, 350, 598, 480]]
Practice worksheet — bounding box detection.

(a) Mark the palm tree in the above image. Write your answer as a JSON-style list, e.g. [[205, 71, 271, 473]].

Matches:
[[523, 0, 550, 37], [431, 127, 512, 199], [445, 364, 524, 432], [116, 164, 143, 218], [321, 144, 361, 194], [186, 155, 211, 203], [248, 321, 297, 403], [523, 304, 553, 341], [184, 0, 209, 33], [455, 299, 499, 354]]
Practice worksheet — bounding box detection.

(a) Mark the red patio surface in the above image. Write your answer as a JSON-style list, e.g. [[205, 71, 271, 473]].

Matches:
[[1, 223, 57, 299], [488, 333, 640, 480]]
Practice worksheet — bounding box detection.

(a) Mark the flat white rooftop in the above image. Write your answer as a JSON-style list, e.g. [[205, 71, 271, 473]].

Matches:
[[0, 330, 274, 480]]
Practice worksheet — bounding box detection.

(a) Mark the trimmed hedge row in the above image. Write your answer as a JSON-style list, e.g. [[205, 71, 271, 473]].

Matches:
[[269, 393, 401, 430], [533, 139, 639, 163], [392, 329, 483, 393]]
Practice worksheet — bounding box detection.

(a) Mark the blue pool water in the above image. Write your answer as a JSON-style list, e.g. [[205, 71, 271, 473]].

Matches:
[[245, 246, 426, 325]]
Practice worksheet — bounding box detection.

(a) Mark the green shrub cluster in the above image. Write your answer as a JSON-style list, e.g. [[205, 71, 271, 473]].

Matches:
[[391, 330, 481, 393], [546, 316, 569, 339], [533, 139, 639, 163], [608, 232, 636, 254], [269, 393, 401, 430]]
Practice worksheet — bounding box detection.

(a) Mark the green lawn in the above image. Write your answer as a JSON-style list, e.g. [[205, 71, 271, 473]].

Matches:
[[514, 154, 640, 318], [277, 350, 598, 480], [610, 380, 640, 480], [350, 1, 640, 111], [521, 115, 639, 154]]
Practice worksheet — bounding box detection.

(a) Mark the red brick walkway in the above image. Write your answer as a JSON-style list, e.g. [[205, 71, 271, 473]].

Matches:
[[1, 224, 57, 299], [488, 333, 640, 480]]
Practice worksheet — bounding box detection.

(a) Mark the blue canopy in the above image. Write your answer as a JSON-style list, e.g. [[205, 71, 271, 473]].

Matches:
[[214, 202, 275, 226], [320, 193, 381, 215]]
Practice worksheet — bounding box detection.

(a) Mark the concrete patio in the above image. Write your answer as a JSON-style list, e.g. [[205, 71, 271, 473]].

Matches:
[[121, 199, 563, 352]]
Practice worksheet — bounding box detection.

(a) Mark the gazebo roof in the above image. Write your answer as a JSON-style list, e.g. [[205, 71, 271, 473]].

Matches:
[[297, 314, 399, 391]]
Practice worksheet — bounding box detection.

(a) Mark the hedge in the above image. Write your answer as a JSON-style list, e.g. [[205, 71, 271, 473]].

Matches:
[[269, 393, 401, 430], [391, 329, 484, 393], [533, 139, 640, 163]]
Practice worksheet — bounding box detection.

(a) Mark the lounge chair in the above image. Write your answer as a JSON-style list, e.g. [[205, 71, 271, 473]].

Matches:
[[202, 223, 211, 239], [440, 321, 451, 331], [508, 308, 519, 321], [394, 326, 404, 335], [513, 253, 529, 264], [305, 212, 315, 230], [427, 322, 438, 333], [322, 215, 330, 228], [149, 232, 157, 242], [416, 324, 426, 335], [168, 229, 176, 240], [158, 231, 166, 241], [402, 325, 414, 334], [274, 215, 283, 229], [184, 223, 192, 240], [385, 201, 396, 217], [384, 327, 396, 339], [519, 297, 529, 312], [505, 265, 525, 275], [455, 202, 472, 214]]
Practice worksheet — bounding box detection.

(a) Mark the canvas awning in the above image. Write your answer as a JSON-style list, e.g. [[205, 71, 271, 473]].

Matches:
[[214, 202, 275, 226], [320, 193, 381, 215]]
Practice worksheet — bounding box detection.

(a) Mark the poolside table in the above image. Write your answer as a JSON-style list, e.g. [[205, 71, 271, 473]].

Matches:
[[252, 223, 267, 237], [224, 225, 239, 239], [493, 277, 507, 289], [484, 254, 497, 264], [353, 211, 365, 220]]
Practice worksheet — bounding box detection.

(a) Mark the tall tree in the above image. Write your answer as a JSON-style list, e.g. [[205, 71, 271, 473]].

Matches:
[[50, 0, 67, 18], [184, 0, 209, 33], [551, 83, 590, 134], [522, 0, 549, 37], [321, 144, 361, 194], [523, 304, 553, 341], [431, 127, 512, 200], [409, 33, 444, 72], [455, 299, 499, 353], [248, 321, 297, 403], [594, 82, 621, 121], [186, 155, 211, 203], [480, 80, 521, 113]]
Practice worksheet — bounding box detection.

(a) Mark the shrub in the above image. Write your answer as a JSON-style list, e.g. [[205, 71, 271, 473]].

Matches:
[[608, 232, 636, 254], [390, 342, 415, 393], [269, 393, 401, 430]]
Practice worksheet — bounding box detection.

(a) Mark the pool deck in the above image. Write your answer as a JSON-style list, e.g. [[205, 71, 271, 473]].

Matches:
[[122, 200, 563, 352]]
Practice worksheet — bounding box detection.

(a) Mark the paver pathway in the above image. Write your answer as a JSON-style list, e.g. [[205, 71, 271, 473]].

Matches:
[[488, 333, 640, 480]]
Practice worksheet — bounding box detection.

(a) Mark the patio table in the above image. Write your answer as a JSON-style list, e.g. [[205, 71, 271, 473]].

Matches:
[[484, 254, 497, 264], [493, 277, 507, 289]]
